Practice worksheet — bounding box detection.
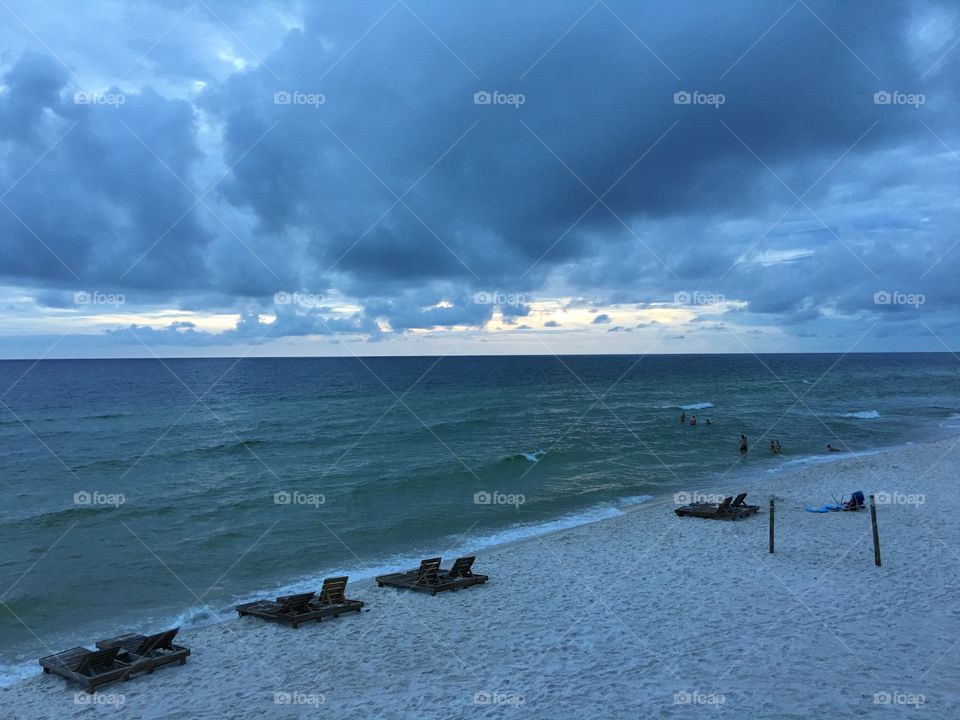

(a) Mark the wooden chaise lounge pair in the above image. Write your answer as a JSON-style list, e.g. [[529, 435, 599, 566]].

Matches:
[[39, 628, 189, 693], [675, 492, 759, 520], [375, 556, 487, 595], [235, 576, 364, 628]]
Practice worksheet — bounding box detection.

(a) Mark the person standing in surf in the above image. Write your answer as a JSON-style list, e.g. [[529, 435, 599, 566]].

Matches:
[[739, 434, 748, 453], [680, 411, 687, 424]]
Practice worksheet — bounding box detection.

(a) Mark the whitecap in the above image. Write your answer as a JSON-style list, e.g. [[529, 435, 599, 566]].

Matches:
[[838, 410, 880, 419]]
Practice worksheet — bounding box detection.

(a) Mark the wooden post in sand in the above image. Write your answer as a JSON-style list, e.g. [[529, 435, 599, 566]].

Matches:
[[768, 497, 775, 553], [869, 494, 881, 567]]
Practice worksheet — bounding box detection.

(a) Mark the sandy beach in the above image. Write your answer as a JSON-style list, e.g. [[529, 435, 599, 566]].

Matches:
[[5, 436, 959, 719]]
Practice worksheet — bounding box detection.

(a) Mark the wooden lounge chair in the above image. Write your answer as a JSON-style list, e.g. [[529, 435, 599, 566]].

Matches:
[[376, 557, 487, 595], [306, 576, 364, 619], [730, 493, 760, 515], [442, 556, 489, 588], [675, 495, 753, 521], [236, 591, 327, 628], [237, 581, 364, 627], [39, 646, 130, 693], [99, 628, 190, 676]]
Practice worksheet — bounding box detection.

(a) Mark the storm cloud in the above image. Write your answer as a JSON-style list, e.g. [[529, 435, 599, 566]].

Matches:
[[0, 0, 958, 355]]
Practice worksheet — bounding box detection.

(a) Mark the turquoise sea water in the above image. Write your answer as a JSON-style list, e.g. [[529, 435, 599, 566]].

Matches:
[[1, 353, 959, 683]]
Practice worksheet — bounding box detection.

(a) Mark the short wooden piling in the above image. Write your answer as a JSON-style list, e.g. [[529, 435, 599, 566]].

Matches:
[[768, 497, 775, 554], [869, 494, 881, 567]]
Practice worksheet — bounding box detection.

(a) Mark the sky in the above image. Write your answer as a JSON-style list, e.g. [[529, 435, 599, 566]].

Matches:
[[0, 0, 958, 358]]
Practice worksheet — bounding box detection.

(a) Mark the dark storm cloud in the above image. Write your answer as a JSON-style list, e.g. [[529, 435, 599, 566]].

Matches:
[[1, 0, 959, 344], [0, 54, 214, 289]]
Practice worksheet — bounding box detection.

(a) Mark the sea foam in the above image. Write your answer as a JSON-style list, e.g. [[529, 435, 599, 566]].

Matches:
[[657, 402, 714, 410]]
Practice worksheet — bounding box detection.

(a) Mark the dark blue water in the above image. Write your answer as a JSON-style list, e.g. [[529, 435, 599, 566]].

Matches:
[[1, 353, 958, 683]]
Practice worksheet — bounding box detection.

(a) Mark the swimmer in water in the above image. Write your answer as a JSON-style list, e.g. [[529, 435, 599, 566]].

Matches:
[[827, 444, 840, 452]]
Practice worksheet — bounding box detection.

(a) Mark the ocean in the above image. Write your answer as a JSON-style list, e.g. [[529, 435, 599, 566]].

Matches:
[[1, 353, 958, 684]]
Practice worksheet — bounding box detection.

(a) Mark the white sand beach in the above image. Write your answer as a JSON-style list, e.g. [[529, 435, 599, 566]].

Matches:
[[5, 436, 959, 719]]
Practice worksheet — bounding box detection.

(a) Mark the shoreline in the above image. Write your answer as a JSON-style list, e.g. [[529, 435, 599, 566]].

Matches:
[[2, 432, 954, 694], [7, 436, 960, 718]]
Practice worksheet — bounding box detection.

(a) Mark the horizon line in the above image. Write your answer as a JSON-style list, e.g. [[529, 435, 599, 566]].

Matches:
[[0, 349, 956, 362]]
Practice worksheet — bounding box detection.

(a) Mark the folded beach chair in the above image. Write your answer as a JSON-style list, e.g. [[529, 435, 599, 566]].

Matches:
[[675, 495, 753, 520], [307, 576, 365, 619], [236, 591, 327, 628], [376, 557, 487, 595], [806, 491, 867, 513], [442, 556, 489, 588], [104, 628, 190, 675], [39, 646, 130, 693], [842, 491, 866, 511]]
